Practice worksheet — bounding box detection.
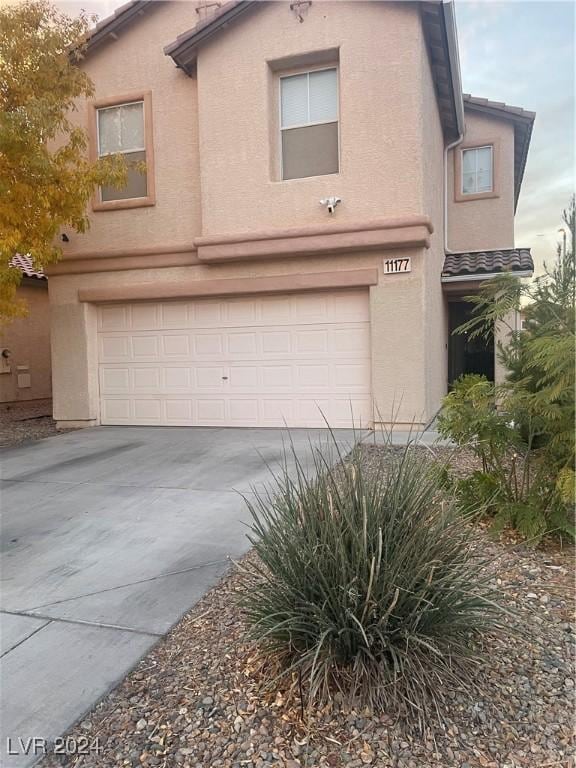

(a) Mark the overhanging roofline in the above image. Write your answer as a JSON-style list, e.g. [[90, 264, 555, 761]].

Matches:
[[164, 1, 255, 65], [442, 247, 534, 281], [442, 270, 532, 283], [442, 1, 465, 138], [165, 0, 465, 141], [78, 0, 154, 56]]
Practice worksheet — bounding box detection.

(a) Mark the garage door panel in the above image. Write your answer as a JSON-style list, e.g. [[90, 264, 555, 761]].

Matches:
[[334, 363, 371, 389], [102, 398, 131, 422], [99, 305, 129, 331], [261, 296, 292, 323], [165, 400, 192, 421], [132, 304, 160, 330], [196, 367, 227, 388], [229, 366, 259, 388], [333, 326, 370, 352], [228, 332, 258, 355], [98, 291, 372, 427], [297, 364, 330, 388], [133, 368, 160, 390], [261, 331, 291, 355], [132, 336, 158, 358], [100, 335, 131, 361], [194, 333, 223, 357], [161, 302, 189, 328], [262, 365, 292, 388], [162, 335, 190, 356], [100, 368, 130, 394], [134, 399, 162, 421], [197, 399, 226, 422], [164, 367, 190, 389]]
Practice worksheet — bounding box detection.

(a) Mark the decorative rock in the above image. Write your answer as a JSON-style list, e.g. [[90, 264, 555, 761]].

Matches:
[[39, 445, 575, 768]]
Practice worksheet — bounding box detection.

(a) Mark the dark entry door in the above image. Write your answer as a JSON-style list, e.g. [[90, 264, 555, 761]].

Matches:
[[448, 301, 495, 386]]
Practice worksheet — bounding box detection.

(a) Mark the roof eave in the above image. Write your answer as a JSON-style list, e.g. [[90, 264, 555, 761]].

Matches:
[[441, 269, 533, 283], [164, 1, 256, 74], [441, 1, 465, 138], [77, 0, 155, 57]]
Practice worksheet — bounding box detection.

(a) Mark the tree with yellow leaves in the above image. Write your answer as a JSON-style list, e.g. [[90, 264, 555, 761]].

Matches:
[[0, 0, 125, 319]]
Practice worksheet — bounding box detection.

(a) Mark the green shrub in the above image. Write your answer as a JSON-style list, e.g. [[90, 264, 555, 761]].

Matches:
[[238, 435, 504, 722], [439, 373, 573, 542], [441, 198, 575, 542]]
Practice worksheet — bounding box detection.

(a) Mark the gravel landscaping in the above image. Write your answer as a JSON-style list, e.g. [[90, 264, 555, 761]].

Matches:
[[42, 445, 575, 768], [0, 399, 62, 448]]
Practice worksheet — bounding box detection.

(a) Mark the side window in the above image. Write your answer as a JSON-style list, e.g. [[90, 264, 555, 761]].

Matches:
[[92, 93, 155, 210], [280, 68, 339, 180], [462, 145, 493, 195]]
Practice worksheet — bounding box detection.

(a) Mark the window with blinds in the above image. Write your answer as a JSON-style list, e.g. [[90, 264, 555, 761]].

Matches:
[[280, 68, 339, 180], [97, 101, 147, 202], [461, 145, 493, 195]]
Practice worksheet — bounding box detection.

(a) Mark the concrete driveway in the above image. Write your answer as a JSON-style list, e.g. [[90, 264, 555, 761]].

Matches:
[[0, 426, 358, 767]]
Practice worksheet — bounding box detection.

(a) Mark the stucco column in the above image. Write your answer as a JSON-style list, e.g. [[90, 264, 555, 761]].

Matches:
[[51, 301, 100, 428], [494, 308, 520, 387], [369, 271, 428, 428]]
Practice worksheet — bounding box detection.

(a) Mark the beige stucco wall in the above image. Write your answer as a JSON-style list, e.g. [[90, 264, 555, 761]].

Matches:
[[197, 1, 426, 236], [447, 110, 515, 252], [419, 35, 448, 421], [0, 282, 52, 403], [60, 1, 202, 258]]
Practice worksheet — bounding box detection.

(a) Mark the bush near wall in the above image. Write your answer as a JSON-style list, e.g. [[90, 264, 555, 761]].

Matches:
[[439, 198, 575, 543]]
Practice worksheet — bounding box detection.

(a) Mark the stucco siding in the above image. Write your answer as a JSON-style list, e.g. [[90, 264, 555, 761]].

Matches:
[[420, 34, 448, 420], [0, 283, 52, 403], [61, 1, 202, 258], [197, 1, 425, 236], [447, 110, 515, 252]]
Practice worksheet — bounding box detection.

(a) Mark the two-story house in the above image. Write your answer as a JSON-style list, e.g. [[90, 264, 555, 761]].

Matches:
[[47, 0, 535, 430]]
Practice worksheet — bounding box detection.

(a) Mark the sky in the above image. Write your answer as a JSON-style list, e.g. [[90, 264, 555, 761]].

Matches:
[[48, 0, 576, 272]]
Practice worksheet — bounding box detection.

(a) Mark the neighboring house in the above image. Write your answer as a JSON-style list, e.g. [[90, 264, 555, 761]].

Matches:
[[1, 255, 52, 405], [47, 0, 535, 429]]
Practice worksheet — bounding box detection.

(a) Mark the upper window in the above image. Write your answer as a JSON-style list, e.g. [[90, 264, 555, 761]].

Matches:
[[461, 145, 493, 195], [92, 92, 155, 210], [280, 68, 339, 180]]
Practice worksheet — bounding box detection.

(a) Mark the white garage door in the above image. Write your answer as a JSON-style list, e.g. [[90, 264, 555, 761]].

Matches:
[[97, 290, 372, 428]]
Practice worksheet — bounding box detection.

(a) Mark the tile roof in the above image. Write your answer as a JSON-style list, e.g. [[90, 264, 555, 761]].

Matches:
[[463, 94, 535, 121], [10, 254, 46, 280], [442, 248, 534, 279]]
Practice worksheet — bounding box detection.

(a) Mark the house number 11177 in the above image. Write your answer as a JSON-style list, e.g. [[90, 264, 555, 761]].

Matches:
[[383, 257, 411, 275]]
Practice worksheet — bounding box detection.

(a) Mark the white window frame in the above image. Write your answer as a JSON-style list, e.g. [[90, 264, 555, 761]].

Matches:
[[96, 100, 146, 159], [279, 66, 339, 181], [461, 145, 494, 196]]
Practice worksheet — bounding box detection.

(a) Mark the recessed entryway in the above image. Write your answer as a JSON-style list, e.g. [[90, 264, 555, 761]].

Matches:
[[447, 300, 495, 386]]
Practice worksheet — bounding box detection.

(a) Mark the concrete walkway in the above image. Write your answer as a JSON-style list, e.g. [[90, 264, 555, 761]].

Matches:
[[363, 428, 453, 448], [0, 426, 358, 767]]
